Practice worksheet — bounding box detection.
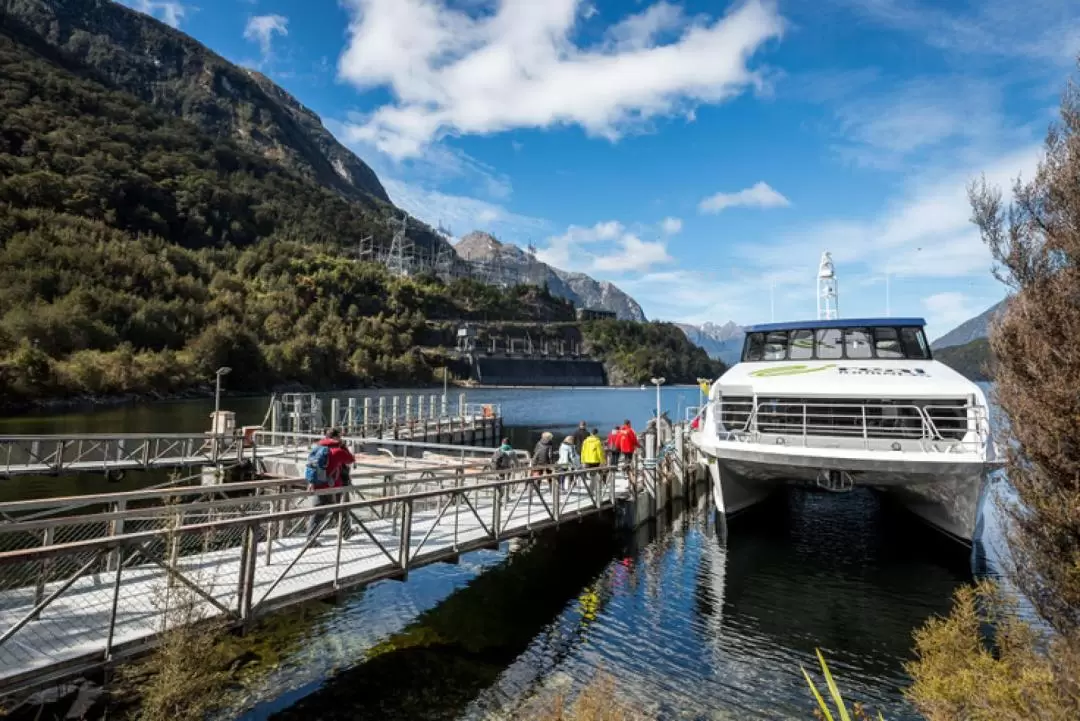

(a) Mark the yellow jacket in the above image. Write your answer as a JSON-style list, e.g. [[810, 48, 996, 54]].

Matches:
[[580, 435, 605, 465]]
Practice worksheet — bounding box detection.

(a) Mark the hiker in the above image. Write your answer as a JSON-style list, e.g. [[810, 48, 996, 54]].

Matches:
[[581, 428, 605, 482], [572, 420, 589, 453], [531, 431, 555, 477], [556, 434, 580, 490], [617, 419, 639, 470], [606, 425, 622, 470], [491, 437, 514, 479], [329, 435, 356, 539], [305, 428, 352, 545]]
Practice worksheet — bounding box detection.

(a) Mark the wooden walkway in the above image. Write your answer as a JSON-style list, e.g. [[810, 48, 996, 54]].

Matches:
[[0, 464, 630, 695]]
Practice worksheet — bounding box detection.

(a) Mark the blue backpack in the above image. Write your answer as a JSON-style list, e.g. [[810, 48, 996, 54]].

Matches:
[[305, 444, 331, 486]]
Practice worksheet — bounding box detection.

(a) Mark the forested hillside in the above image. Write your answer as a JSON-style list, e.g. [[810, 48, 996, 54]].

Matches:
[[0, 30, 574, 406], [581, 321, 726, 385], [934, 337, 994, 382]]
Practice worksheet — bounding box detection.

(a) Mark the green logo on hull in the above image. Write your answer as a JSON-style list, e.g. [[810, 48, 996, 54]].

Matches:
[[749, 364, 837, 378]]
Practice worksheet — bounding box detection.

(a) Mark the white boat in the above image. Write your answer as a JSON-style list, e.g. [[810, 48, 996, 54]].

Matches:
[[691, 315, 998, 543]]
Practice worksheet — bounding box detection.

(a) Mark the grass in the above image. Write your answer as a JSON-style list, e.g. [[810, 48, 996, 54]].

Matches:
[[802, 649, 885, 721]]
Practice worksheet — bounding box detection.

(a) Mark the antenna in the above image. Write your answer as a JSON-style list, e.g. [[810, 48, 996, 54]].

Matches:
[[817, 251, 839, 320]]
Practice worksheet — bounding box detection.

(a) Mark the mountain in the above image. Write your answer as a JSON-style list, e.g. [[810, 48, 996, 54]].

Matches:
[[931, 300, 1005, 350], [935, 337, 994, 382], [4, 0, 390, 205], [453, 232, 647, 321], [676, 322, 745, 366]]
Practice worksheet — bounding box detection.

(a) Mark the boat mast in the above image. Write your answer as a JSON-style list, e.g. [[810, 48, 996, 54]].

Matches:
[[817, 251, 839, 320]]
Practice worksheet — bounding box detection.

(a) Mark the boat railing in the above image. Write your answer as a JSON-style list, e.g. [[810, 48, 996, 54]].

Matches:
[[710, 399, 990, 454]]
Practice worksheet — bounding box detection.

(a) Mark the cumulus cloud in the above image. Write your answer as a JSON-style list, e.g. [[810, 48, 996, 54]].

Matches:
[[244, 14, 289, 59], [660, 217, 683, 235], [119, 0, 187, 27], [537, 221, 673, 275], [336, 0, 785, 158], [698, 181, 790, 214]]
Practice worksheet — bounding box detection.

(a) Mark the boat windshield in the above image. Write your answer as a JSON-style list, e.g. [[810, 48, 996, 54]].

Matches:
[[741, 325, 931, 361]]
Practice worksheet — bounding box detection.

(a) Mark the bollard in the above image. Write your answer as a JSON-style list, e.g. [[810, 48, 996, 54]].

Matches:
[[363, 398, 371, 435], [405, 396, 413, 423], [441, 394, 448, 417], [429, 395, 437, 421], [417, 395, 425, 422], [347, 398, 357, 431], [330, 399, 341, 430], [392, 397, 400, 436], [459, 392, 467, 419], [378, 397, 386, 430]]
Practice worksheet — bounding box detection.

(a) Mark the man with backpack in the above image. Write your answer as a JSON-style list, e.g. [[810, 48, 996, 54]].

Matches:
[[491, 438, 514, 479], [305, 428, 353, 545]]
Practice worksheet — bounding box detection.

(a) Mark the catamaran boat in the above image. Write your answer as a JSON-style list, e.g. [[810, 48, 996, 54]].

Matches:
[[690, 254, 999, 543]]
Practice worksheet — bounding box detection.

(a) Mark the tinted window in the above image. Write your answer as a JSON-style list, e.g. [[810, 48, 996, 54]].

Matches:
[[764, 331, 788, 360], [844, 328, 873, 359], [789, 329, 814, 360], [874, 328, 903, 358], [816, 328, 842, 359], [743, 333, 765, 361], [900, 327, 930, 359]]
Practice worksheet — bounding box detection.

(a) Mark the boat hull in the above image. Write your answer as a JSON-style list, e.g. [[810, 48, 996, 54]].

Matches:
[[698, 439, 990, 543]]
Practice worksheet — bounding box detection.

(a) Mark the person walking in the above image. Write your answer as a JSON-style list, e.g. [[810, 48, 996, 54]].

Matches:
[[556, 434, 580, 490], [531, 431, 555, 477], [327, 433, 356, 539], [606, 425, 622, 470], [305, 428, 347, 545], [581, 428, 605, 486], [491, 437, 514, 480], [618, 419, 639, 471], [573, 421, 589, 453]]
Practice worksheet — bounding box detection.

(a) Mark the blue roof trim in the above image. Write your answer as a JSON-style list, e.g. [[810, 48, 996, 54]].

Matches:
[[745, 318, 926, 333]]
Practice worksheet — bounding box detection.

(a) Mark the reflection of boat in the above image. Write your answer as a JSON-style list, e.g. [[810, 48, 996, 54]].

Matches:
[[690, 253, 1000, 544]]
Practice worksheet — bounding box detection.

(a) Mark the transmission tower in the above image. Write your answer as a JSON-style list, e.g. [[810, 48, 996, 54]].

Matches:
[[817, 251, 839, 320], [387, 215, 414, 277]]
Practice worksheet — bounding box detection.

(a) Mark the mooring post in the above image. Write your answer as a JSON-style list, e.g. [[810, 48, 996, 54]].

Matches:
[[459, 392, 467, 420], [363, 398, 371, 436], [378, 397, 386, 434], [271, 400, 282, 436], [441, 393, 448, 417], [416, 395, 425, 423], [405, 396, 413, 426], [330, 399, 341, 431], [347, 398, 357, 432], [392, 397, 400, 439]]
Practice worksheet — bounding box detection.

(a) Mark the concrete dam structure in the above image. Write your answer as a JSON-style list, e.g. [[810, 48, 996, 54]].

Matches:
[[473, 357, 607, 386]]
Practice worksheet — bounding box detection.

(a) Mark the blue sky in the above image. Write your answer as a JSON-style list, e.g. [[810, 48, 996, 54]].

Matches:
[[118, 0, 1080, 340]]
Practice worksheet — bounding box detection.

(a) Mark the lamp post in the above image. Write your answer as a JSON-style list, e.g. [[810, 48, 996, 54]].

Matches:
[[214, 366, 232, 422], [650, 376, 665, 425]]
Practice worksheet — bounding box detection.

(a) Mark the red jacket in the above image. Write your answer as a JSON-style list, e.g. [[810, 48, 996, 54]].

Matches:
[[606, 429, 620, 451], [318, 438, 356, 487], [617, 425, 638, 454]]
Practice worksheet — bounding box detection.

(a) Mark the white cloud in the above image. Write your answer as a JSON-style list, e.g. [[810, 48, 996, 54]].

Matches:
[[382, 178, 549, 241], [660, 217, 683, 235], [244, 14, 289, 59], [119, 0, 187, 27], [922, 292, 983, 337], [336, 0, 785, 158], [537, 221, 673, 275], [698, 181, 790, 214]]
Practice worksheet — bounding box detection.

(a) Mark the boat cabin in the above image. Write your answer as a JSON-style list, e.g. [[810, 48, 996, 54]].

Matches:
[[740, 318, 932, 363]]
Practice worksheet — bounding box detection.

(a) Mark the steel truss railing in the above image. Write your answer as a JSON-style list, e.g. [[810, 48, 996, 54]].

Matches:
[[0, 434, 246, 478], [0, 462, 629, 697]]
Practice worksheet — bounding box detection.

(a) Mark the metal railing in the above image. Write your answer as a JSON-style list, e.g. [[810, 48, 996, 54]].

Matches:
[[0, 463, 628, 695], [251, 431, 524, 465], [0, 434, 245, 478], [709, 398, 989, 453]]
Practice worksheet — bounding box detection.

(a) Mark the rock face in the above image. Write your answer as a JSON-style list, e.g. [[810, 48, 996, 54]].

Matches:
[[931, 300, 1006, 350], [454, 232, 647, 321], [5, 0, 390, 204], [676, 322, 745, 366]]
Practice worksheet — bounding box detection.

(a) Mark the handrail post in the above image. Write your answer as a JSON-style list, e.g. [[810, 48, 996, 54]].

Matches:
[[33, 526, 55, 607], [238, 523, 257, 623], [399, 500, 413, 577]]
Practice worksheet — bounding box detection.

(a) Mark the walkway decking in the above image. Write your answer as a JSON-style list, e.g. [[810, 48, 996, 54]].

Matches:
[[0, 465, 630, 695]]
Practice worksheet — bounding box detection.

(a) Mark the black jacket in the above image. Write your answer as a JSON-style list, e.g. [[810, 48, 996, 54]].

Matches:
[[531, 438, 554, 466], [573, 427, 589, 451]]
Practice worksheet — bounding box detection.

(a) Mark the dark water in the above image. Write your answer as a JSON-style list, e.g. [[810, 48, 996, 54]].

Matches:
[[0, 387, 983, 719]]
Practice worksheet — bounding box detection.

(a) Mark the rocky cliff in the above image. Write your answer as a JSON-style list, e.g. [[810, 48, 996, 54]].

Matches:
[[454, 232, 647, 321], [4, 0, 390, 205]]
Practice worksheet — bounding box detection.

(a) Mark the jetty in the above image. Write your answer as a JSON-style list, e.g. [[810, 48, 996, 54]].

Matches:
[[0, 393, 501, 479], [0, 415, 704, 701]]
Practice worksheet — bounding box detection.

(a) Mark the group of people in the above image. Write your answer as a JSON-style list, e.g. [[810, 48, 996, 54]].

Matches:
[[526, 420, 640, 486]]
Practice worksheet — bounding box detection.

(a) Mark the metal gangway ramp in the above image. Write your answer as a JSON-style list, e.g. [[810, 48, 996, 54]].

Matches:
[[0, 460, 631, 696]]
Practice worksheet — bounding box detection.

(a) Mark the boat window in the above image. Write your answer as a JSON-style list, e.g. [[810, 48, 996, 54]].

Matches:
[[743, 333, 765, 361], [789, 329, 814, 360], [816, 328, 843, 359], [900, 327, 930, 359], [844, 328, 873, 359], [874, 328, 904, 358], [763, 331, 788, 360]]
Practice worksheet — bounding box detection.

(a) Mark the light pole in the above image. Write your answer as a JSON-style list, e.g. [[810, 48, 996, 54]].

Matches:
[[650, 377, 665, 425], [214, 366, 232, 421]]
